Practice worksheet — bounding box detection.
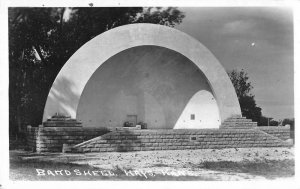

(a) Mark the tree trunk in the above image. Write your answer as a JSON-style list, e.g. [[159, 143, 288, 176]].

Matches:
[[16, 106, 22, 140]]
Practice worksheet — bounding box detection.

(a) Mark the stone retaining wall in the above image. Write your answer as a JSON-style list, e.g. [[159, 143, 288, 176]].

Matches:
[[71, 128, 291, 153], [258, 126, 290, 140], [27, 126, 291, 153], [26, 126, 110, 153]]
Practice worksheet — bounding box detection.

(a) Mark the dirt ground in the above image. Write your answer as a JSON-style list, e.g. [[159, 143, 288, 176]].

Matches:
[[10, 147, 294, 181]]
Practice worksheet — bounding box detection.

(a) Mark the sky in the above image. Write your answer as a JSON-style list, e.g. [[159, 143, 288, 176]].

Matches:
[[175, 7, 294, 120]]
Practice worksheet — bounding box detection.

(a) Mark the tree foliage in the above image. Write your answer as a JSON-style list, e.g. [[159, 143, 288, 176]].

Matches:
[[9, 7, 185, 137], [228, 69, 262, 124], [282, 118, 294, 127], [259, 116, 279, 126]]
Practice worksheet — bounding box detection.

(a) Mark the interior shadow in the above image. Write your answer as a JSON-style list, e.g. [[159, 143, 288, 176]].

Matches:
[[77, 45, 220, 129], [44, 76, 80, 120]]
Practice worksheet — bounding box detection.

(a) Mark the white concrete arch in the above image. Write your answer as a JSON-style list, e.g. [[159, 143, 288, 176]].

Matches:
[[43, 23, 241, 126]]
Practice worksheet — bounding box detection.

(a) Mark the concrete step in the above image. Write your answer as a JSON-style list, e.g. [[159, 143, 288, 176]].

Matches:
[[223, 122, 254, 125], [222, 122, 257, 126], [221, 116, 258, 129], [223, 119, 253, 123], [229, 115, 244, 118], [220, 127, 258, 129]]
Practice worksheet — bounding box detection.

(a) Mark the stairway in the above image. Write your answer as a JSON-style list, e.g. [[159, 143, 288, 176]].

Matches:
[[220, 115, 257, 129]]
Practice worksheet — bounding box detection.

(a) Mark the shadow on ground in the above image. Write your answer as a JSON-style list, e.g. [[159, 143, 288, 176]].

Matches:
[[189, 159, 294, 180]]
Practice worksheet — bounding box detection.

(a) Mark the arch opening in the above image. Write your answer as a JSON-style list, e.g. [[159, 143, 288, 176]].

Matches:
[[77, 46, 220, 129]]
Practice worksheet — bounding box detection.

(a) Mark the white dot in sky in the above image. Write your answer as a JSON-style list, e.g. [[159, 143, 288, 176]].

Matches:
[[251, 42, 256, 46]]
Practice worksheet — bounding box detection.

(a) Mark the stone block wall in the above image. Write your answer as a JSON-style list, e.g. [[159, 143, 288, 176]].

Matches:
[[26, 126, 110, 153], [258, 126, 291, 141], [27, 125, 291, 153], [71, 129, 291, 153]]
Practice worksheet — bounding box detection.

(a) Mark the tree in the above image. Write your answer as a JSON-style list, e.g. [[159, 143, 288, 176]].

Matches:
[[282, 118, 294, 127], [9, 7, 185, 138], [228, 69, 262, 124], [260, 116, 282, 126]]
